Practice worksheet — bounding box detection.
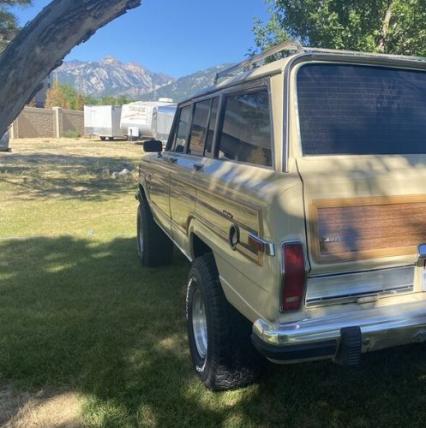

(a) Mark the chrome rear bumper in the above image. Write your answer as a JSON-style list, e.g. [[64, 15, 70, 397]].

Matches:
[[252, 300, 426, 363]]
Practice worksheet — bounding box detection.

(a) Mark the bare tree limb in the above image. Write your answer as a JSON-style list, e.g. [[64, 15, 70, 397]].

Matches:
[[0, 0, 142, 136]]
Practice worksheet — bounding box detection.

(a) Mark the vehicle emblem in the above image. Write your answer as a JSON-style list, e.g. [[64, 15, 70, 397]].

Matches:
[[321, 234, 342, 244]]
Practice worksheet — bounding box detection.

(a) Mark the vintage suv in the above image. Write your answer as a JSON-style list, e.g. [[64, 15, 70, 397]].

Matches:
[[136, 42, 426, 390]]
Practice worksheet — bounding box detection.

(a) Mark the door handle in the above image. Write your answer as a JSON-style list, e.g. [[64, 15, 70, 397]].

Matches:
[[193, 163, 204, 171], [165, 156, 178, 164]]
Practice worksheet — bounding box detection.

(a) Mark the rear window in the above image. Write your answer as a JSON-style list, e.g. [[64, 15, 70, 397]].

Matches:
[[297, 64, 426, 155], [217, 89, 272, 167]]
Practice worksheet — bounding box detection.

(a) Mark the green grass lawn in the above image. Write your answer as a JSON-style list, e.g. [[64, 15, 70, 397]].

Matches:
[[1, 139, 426, 427]]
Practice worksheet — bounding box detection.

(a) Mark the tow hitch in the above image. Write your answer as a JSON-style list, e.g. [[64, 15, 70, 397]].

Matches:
[[334, 326, 362, 366]]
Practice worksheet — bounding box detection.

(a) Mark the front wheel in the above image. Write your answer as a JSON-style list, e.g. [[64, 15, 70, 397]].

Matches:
[[186, 254, 264, 391], [137, 198, 173, 267]]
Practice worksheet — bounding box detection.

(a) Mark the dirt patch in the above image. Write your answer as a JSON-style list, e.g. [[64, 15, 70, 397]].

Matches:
[[0, 386, 82, 428]]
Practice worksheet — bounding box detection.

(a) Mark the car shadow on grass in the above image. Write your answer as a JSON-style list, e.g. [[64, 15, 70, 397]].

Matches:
[[0, 236, 426, 427]]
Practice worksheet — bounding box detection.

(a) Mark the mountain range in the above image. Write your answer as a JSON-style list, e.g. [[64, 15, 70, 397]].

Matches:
[[55, 57, 231, 102], [55, 56, 173, 98]]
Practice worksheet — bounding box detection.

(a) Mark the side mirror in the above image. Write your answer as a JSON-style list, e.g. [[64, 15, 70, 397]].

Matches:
[[143, 139, 163, 153]]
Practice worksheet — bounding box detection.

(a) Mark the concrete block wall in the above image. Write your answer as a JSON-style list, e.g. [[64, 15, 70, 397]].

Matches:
[[62, 108, 85, 137], [11, 107, 84, 139]]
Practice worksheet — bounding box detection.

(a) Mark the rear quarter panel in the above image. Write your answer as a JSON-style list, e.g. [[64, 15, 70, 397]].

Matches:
[[190, 156, 305, 323]]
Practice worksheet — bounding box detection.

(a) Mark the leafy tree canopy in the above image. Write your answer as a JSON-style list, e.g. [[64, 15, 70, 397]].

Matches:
[[0, 0, 31, 51], [45, 81, 134, 111], [254, 0, 426, 56]]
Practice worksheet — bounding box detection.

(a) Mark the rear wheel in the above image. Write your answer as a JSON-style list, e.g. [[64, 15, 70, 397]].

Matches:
[[186, 254, 264, 390], [100, 136, 106, 141], [137, 198, 173, 267]]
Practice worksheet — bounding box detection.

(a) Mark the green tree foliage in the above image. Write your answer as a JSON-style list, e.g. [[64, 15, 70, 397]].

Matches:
[[46, 81, 133, 110], [0, 0, 31, 51], [45, 81, 80, 110], [255, 0, 426, 56]]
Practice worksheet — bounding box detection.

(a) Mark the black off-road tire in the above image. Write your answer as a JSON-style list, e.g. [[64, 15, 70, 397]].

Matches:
[[186, 253, 265, 391], [137, 198, 173, 267], [100, 136, 106, 141]]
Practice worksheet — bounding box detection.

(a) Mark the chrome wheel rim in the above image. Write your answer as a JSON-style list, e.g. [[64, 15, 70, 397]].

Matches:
[[192, 286, 208, 360]]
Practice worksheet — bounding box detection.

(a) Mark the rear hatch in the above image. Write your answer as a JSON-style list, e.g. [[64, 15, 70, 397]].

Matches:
[[295, 62, 426, 305]]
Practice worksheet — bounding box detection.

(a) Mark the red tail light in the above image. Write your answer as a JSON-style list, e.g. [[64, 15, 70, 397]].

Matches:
[[281, 242, 306, 311]]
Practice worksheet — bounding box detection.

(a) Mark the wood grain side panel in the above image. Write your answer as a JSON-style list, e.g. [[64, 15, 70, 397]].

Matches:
[[311, 196, 426, 262], [197, 189, 263, 264]]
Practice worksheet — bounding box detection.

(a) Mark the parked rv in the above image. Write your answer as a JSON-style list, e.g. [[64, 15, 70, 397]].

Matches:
[[120, 100, 176, 142], [84, 105, 126, 141], [0, 131, 9, 152]]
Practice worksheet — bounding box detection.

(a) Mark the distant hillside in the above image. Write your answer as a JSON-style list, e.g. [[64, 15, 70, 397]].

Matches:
[[142, 64, 232, 102], [55, 57, 174, 98]]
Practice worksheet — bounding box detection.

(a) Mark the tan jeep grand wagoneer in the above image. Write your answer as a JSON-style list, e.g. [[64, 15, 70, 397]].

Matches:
[[136, 43, 426, 390]]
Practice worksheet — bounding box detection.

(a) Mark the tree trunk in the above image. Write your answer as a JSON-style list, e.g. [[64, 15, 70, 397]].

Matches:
[[378, 0, 394, 53], [0, 0, 142, 137]]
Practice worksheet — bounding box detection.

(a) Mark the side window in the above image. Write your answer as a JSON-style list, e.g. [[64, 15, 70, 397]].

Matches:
[[188, 100, 211, 156], [174, 105, 192, 153], [205, 97, 219, 156], [217, 89, 272, 167]]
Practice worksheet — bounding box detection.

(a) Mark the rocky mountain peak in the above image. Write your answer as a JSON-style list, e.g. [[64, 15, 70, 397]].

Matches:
[[101, 56, 120, 65], [55, 58, 174, 98]]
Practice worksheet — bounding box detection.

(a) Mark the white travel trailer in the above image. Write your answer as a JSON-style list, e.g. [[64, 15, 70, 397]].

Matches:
[[120, 100, 176, 141], [84, 105, 126, 140]]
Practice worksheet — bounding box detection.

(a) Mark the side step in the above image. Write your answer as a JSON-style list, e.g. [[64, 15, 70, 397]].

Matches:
[[335, 326, 362, 366]]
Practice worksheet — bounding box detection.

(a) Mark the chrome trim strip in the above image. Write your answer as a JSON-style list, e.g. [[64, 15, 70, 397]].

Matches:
[[248, 233, 275, 257]]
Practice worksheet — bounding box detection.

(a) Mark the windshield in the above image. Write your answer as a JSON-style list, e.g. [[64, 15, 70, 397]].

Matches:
[[297, 63, 426, 155]]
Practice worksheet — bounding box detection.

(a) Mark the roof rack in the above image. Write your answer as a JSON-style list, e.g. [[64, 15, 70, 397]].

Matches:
[[214, 43, 426, 84], [214, 41, 303, 84]]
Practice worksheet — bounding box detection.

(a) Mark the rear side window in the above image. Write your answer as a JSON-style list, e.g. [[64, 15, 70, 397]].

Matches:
[[217, 89, 272, 167], [188, 100, 211, 156], [174, 105, 192, 153], [297, 64, 426, 155], [205, 98, 219, 156]]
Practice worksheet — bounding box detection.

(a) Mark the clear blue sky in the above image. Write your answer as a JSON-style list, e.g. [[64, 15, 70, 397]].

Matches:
[[11, 0, 270, 77]]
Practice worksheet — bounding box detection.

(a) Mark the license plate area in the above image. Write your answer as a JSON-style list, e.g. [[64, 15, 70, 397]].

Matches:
[[306, 265, 415, 307]]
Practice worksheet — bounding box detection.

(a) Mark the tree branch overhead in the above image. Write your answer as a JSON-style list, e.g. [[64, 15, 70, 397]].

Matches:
[[0, 0, 142, 136]]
